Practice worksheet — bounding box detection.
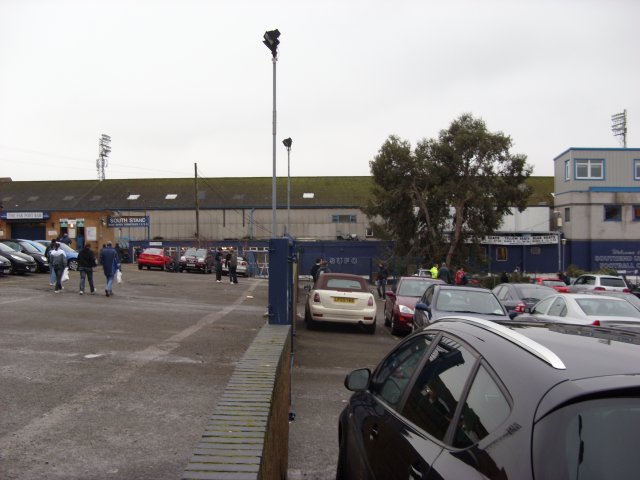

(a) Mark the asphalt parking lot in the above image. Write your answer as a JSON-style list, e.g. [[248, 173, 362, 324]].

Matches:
[[0, 266, 399, 480]]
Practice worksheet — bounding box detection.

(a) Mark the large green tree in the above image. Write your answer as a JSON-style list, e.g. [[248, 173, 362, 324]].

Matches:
[[366, 113, 533, 267]]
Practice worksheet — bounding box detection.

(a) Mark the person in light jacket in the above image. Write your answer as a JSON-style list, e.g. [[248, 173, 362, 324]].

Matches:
[[48, 241, 67, 293], [99, 241, 121, 297]]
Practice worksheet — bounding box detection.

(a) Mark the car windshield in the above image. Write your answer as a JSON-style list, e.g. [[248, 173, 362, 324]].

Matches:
[[533, 397, 640, 480], [397, 280, 432, 297], [58, 243, 76, 253], [436, 289, 505, 315], [0, 243, 15, 252], [1, 241, 21, 252], [19, 242, 43, 254], [195, 249, 208, 258], [576, 298, 640, 318], [184, 248, 197, 256]]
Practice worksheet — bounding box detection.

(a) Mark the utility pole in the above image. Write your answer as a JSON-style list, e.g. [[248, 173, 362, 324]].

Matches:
[[194, 163, 200, 246]]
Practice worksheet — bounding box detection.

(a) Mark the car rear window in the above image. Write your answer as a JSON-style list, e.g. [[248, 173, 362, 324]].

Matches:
[[143, 248, 163, 255], [518, 286, 554, 299], [397, 280, 433, 297], [543, 280, 566, 287], [576, 298, 640, 318], [533, 397, 640, 480], [323, 278, 367, 292], [600, 277, 627, 288]]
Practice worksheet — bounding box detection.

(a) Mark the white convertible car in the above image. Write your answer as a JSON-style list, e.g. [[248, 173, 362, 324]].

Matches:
[[304, 273, 377, 333]]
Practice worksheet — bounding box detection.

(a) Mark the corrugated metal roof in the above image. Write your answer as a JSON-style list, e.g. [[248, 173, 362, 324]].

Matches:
[[0, 176, 554, 212]]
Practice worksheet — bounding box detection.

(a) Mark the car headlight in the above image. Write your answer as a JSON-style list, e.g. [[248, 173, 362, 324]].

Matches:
[[197, 258, 204, 263], [180, 256, 186, 261], [39, 255, 48, 262], [398, 305, 415, 315], [11, 255, 27, 262]]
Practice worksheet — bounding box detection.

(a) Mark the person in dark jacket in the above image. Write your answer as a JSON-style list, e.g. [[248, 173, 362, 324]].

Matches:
[[214, 247, 224, 283], [77, 243, 97, 295], [376, 262, 389, 299], [438, 263, 453, 284], [310, 258, 322, 282], [99, 241, 121, 297], [228, 247, 238, 284]]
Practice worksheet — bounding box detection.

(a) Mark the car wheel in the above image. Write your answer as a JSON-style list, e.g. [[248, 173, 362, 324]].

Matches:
[[304, 306, 316, 330], [68, 259, 78, 271], [138, 264, 142, 270], [363, 321, 376, 334]]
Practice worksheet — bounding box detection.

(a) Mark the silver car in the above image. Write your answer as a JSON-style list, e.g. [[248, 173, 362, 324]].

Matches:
[[569, 274, 629, 293], [520, 293, 640, 329]]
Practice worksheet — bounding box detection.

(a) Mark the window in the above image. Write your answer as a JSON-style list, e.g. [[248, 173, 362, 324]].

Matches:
[[496, 247, 507, 262], [453, 365, 510, 448], [604, 205, 622, 221], [564, 207, 570, 223], [331, 214, 357, 223], [547, 297, 567, 317], [371, 334, 435, 407], [165, 194, 178, 200], [575, 159, 604, 180], [127, 194, 140, 200], [634, 206, 640, 221], [365, 227, 374, 238], [564, 160, 570, 181], [532, 296, 554, 315], [402, 336, 477, 441], [635, 159, 640, 180]]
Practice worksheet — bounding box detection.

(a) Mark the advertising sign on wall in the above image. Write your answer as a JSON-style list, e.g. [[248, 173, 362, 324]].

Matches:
[[107, 216, 149, 228]]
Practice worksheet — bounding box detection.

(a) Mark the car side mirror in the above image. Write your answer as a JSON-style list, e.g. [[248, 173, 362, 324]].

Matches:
[[344, 368, 371, 391]]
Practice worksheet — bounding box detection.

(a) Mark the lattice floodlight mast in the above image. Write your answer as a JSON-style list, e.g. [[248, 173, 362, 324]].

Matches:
[[611, 110, 627, 148], [97, 134, 111, 181]]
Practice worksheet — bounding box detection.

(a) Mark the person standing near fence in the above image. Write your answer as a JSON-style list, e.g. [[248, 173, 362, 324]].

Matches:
[[376, 261, 389, 299], [214, 247, 224, 283], [77, 242, 97, 295], [228, 247, 238, 284]]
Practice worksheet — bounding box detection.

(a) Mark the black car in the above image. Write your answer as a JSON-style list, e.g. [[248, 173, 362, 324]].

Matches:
[[1, 239, 50, 272], [0, 255, 12, 274], [337, 316, 640, 479], [179, 248, 214, 273], [492, 282, 557, 318], [0, 242, 37, 274], [413, 284, 509, 329]]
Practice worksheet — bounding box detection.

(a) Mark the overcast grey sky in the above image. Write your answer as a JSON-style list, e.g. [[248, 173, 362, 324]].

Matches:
[[1, 0, 638, 182]]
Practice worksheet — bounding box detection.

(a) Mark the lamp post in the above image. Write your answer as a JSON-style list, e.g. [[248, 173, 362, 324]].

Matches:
[[263, 29, 280, 237], [282, 137, 292, 236], [561, 238, 567, 271]]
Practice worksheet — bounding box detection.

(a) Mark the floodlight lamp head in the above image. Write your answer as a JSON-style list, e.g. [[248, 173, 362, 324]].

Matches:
[[282, 137, 292, 149], [263, 29, 280, 56]]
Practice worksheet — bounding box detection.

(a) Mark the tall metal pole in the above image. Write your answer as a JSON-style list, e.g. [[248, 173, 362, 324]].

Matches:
[[287, 146, 290, 235], [271, 56, 277, 237], [194, 163, 200, 247]]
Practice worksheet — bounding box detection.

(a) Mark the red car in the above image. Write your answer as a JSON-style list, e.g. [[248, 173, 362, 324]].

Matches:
[[383, 276, 444, 335], [137, 248, 174, 271], [535, 277, 569, 293]]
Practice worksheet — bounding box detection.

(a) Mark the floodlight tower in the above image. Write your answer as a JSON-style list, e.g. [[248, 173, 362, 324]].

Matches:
[[263, 29, 280, 237], [611, 110, 627, 148], [97, 134, 111, 181]]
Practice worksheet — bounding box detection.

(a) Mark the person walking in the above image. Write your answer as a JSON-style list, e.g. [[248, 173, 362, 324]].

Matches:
[[77, 242, 97, 295], [376, 261, 389, 299], [45, 240, 57, 286], [48, 241, 67, 293], [228, 247, 238, 284], [214, 247, 224, 283], [99, 241, 121, 297], [438, 262, 453, 284]]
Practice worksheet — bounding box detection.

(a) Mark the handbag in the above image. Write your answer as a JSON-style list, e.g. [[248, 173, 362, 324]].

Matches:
[[116, 270, 122, 284], [61, 267, 70, 282]]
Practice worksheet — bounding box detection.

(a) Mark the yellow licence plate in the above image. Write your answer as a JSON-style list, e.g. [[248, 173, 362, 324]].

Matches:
[[333, 297, 355, 304]]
